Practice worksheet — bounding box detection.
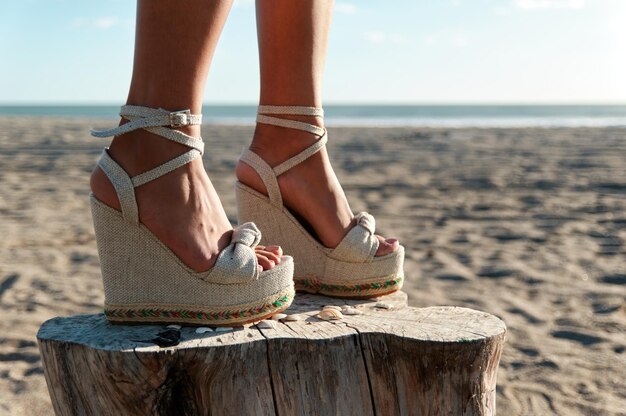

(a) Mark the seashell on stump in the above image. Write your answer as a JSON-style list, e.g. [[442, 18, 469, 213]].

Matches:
[[214, 327, 233, 332], [257, 320, 278, 329], [317, 309, 343, 321], [271, 313, 287, 321], [342, 308, 363, 315]]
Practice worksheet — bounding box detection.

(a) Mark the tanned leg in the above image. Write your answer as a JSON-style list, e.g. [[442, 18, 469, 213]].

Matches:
[[91, 0, 281, 272], [236, 0, 398, 256]]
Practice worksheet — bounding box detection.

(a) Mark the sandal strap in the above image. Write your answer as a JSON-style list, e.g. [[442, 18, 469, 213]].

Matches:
[[91, 105, 204, 154], [241, 105, 328, 207], [98, 150, 140, 224], [330, 212, 379, 262], [131, 151, 200, 188], [256, 105, 325, 137], [205, 222, 264, 283], [91, 105, 204, 224], [244, 107, 382, 262], [239, 150, 284, 208], [273, 134, 327, 176], [258, 105, 324, 117]]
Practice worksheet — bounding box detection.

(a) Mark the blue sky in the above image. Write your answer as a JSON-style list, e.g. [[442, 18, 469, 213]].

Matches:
[[1, 0, 624, 104]]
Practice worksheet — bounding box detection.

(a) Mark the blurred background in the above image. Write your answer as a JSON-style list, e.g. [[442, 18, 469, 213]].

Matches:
[[1, 0, 626, 125], [1, 1, 625, 415]]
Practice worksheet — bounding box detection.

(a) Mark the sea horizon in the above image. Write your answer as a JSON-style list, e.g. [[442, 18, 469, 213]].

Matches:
[[1, 103, 626, 128]]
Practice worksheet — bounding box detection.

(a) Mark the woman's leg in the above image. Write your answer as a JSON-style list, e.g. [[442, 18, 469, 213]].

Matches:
[[91, 0, 280, 272], [236, 0, 398, 256]]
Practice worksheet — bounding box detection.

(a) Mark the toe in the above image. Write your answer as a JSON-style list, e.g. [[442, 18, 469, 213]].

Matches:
[[263, 245, 283, 257], [255, 245, 282, 258], [375, 235, 399, 257], [256, 253, 276, 271], [256, 249, 281, 265]]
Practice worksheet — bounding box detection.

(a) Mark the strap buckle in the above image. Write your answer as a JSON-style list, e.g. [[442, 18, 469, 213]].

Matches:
[[169, 110, 191, 128]]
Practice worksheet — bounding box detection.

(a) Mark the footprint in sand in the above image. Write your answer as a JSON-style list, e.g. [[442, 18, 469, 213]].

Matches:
[[550, 330, 605, 346], [435, 273, 468, 282], [591, 302, 622, 314], [518, 346, 540, 357], [538, 359, 559, 369], [0, 273, 19, 301], [506, 307, 545, 324], [596, 237, 623, 256], [477, 267, 516, 279], [0, 352, 40, 364], [598, 274, 626, 285]]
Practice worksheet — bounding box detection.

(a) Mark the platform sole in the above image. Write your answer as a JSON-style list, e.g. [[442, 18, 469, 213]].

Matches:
[[104, 286, 295, 327], [294, 275, 403, 299]]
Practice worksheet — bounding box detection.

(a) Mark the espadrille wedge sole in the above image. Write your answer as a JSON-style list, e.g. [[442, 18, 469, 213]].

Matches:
[[236, 106, 404, 299], [90, 106, 294, 326]]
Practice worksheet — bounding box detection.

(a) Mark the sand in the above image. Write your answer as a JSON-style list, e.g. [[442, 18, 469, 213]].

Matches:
[[1, 117, 625, 415]]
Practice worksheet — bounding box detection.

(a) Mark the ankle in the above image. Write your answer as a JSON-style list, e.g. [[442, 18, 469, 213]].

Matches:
[[107, 122, 201, 177], [250, 118, 324, 167]]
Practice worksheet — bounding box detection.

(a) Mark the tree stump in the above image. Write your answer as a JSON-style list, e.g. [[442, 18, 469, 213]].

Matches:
[[37, 291, 506, 416]]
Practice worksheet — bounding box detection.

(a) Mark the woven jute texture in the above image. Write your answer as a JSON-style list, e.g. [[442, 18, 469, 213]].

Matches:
[[104, 285, 294, 325], [294, 276, 404, 298], [236, 183, 404, 292], [237, 105, 405, 296], [89, 105, 295, 322], [91, 195, 294, 310]]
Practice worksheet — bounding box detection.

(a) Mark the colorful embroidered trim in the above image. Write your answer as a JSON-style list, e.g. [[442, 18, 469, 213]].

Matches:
[[105, 293, 293, 322], [295, 276, 403, 294]]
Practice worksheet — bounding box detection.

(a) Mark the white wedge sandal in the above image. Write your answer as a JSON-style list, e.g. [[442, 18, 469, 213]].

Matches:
[[90, 105, 294, 325], [236, 105, 404, 299]]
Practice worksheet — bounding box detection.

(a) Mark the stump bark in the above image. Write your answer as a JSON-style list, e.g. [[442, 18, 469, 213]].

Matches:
[[37, 292, 506, 416]]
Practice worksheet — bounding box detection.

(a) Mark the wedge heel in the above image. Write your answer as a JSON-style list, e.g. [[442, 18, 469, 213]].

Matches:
[[236, 175, 404, 298], [89, 105, 295, 326], [91, 195, 294, 325]]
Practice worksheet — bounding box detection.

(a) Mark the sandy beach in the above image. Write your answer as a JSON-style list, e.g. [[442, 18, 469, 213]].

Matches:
[[1, 117, 625, 415]]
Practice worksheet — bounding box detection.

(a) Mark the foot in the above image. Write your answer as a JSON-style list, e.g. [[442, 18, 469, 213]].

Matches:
[[90, 124, 282, 272], [236, 117, 399, 257]]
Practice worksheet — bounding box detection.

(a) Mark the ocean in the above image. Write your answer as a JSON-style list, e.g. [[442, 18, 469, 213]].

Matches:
[[1, 104, 626, 128]]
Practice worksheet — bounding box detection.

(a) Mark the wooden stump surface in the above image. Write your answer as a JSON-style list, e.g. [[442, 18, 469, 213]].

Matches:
[[38, 291, 506, 416]]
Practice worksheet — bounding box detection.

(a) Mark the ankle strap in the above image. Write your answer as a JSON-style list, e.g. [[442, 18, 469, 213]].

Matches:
[[91, 105, 204, 154], [239, 105, 328, 208], [90, 105, 204, 224], [257, 105, 325, 137], [257, 105, 329, 174], [258, 105, 324, 117]]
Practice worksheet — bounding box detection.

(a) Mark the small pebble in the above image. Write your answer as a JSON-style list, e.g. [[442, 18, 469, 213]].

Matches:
[[282, 314, 302, 322], [166, 324, 182, 330], [195, 327, 213, 334], [375, 302, 393, 310], [271, 313, 287, 321], [257, 320, 277, 329], [214, 327, 233, 332], [317, 309, 343, 321], [342, 308, 363, 315], [323, 305, 342, 311]]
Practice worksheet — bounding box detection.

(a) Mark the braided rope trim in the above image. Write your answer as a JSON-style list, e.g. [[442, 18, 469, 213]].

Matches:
[[104, 291, 294, 324], [294, 276, 403, 295], [258, 105, 324, 117]]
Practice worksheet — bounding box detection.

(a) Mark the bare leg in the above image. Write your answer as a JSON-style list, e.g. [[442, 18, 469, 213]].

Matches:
[[236, 0, 398, 256], [90, 0, 281, 272]]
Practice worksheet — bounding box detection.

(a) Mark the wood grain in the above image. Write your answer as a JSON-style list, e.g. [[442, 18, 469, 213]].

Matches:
[[37, 291, 506, 415]]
